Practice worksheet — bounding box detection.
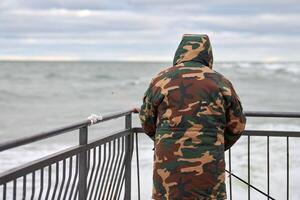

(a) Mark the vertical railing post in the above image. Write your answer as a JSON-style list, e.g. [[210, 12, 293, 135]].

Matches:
[[267, 136, 270, 200], [248, 135, 251, 200], [287, 136, 289, 200], [228, 148, 232, 200], [124, 114, 133, 200], [135, 132, 141, 200], [79, 126, 88, 200]]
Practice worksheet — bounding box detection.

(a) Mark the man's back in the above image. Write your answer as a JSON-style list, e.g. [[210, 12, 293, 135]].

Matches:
[[139, 34, 246, 199]]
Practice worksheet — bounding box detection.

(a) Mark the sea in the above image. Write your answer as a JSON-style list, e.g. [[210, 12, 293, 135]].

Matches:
[[0, 61, 300, 199]]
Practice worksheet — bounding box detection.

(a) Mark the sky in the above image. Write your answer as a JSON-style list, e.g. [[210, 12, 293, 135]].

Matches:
[[0, 0, 300, 61]]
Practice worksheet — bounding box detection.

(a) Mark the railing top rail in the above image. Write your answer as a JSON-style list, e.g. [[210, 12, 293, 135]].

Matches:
[[0, 109, 137, 152], [1, 109, 299, 152], [245, 111, 300, 118]]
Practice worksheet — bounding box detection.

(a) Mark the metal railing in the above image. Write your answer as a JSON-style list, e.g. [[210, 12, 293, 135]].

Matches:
[[0, 109, 300, 199], [0, 109, 140, 200], [230, 112, 300, 200]]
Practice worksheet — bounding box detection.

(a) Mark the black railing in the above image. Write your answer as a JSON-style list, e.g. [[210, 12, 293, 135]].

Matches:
[[0, 109, 140, 200], [0, 110, 300, 200], [234, 112, 300, 200]]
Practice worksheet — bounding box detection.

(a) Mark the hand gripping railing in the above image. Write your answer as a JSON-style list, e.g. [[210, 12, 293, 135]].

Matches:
[[1, 110, 300, 200]]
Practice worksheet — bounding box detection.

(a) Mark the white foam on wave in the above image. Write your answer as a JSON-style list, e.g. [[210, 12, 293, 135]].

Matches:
[[218, 62, 300, 76], [246, 123, 300, 131], [0, 143, 70, 174], [237, 62, 253, 68]]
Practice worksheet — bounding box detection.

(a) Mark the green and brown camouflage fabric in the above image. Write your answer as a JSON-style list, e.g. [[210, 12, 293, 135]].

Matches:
[[139, 34, 246, 200]]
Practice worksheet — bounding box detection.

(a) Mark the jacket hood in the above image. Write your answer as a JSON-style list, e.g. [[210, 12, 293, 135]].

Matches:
[[173, 34, 213, 68]]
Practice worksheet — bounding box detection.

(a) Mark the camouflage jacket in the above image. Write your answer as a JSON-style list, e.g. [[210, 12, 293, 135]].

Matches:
[[139, 34, 246, 200]]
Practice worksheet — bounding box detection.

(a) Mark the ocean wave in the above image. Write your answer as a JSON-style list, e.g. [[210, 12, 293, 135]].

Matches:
[[92, 74, 116, 80], [127, 80, 142, 86], [0, 89, 45, 101], [218, 62, 300, 75], [0, 143, 69, 173], [0, 90, 23, 99], [0, 90, 34, 101], [246, 122, 300, 131]]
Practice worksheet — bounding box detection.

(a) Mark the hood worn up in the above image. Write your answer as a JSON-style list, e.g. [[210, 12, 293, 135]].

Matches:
[[173, 34, 213, 68]]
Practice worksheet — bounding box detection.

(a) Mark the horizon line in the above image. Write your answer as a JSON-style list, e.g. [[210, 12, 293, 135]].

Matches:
[[0, 59, 300, 63]]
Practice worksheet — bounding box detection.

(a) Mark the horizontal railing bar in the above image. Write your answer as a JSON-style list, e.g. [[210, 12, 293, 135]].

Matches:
[[244, 130, 300, 137], [0, 109, 136, 152], [87, 129, 132, 150], [133, 128, 300, 137], [245, 111, 300, 118], [0, 121, 88, 152], [0, 145, 82, 185]]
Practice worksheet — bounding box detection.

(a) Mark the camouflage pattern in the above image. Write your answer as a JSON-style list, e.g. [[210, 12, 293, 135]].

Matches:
[[139, 34, 246, 200]]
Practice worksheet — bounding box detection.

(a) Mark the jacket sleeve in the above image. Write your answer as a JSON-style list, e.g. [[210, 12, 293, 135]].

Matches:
[[224, 83, 247, 151], [139, 83, 160, 141]]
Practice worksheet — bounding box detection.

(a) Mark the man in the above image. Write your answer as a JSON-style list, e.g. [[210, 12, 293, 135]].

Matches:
[[139, 34, 246, 200]]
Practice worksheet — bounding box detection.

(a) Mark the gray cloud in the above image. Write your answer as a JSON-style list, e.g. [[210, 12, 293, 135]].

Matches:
[[0, 0, 299, 61], [2, 0, 300, 13]]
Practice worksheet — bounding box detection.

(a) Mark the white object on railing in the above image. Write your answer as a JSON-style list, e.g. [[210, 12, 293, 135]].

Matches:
[[87, 114, 103, 125]]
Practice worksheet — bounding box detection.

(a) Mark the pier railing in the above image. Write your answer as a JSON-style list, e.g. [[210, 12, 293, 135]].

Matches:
[[0, 109, 139, 200], [228, 112, 300, 200], [0, 109, 300, 199]]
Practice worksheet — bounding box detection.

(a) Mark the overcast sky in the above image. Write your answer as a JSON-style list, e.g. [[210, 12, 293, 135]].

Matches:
[[0, 0, 299, 61]]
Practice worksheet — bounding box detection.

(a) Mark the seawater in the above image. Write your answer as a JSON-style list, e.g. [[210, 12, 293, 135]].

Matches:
[[0, 61, 300, 199]]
